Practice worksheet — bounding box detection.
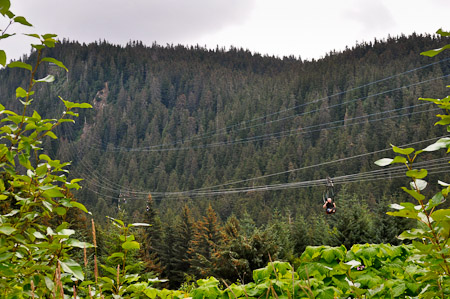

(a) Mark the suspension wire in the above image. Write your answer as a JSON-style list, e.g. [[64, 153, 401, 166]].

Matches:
[[61, 100, 440, 197], [95, 57, 450, 150], [85, 72, 450, 152], [61, 105, 440, 196], [64, 123, 449, 199], [190, 135, 450, 192]]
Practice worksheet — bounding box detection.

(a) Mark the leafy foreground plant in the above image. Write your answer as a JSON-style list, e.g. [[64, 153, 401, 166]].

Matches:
[[374, 29, 450, 298], [0, 1, 94, 297]]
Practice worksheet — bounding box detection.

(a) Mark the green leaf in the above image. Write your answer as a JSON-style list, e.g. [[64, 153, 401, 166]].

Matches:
[[54, 207, 66, 216], [13, 16, 32, 26], [421, 44, 450, 57], [8, 61, 32, 71], [0, 50, 6, 66], [34, 75, 55, 83], [406, 169, 428, 179], [0, 226, 16, 235], [122, 241, 140, 250], [33, 231, 46, 239], [60, 259, 84, 280], [41, 57, 68, 71], [66, 238, 94, 248], [392, 156, 407, 164], [427, 192, 445, 210], [387, 209, 420, 220], [401, 187, 425, 201], [44, 131, 57, 139], [391, 282, 407, 297], [322, 248, 336, 263], [374, 158, 393, 167], [430, 209, 450, 222], [42, 188, 65, 198], [44, 276, 55, 291], [391, 145, 414, 155], [107, 252, 124, 261], [70, 201, 89, 213], [0, 0, 11, 15], [59, 97, 93, 109], [436, 29, 450, 36], [16, 87, 27, 98]]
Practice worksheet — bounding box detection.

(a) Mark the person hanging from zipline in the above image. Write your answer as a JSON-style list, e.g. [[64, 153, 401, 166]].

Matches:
[[323, 197, 336, 214], [322, 177, 336, 214]]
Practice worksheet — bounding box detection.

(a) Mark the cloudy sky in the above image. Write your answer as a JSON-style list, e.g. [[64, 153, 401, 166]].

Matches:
[[1, 0, 449, 61]]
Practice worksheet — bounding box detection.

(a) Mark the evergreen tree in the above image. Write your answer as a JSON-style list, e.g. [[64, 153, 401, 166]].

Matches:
[[188, 204, 222, 278]]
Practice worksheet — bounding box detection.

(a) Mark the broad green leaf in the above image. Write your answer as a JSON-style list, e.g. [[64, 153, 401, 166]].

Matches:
[[421, 44, 450, 57], [437, 29, 450, 36], [398, 230, 423, 240], [0, 226, 16, 235], [42, 57, 68, 71], [16, 87, 27, 98], [107, 252, 124, 261], [60, 259, 84, 280], [391, 145, 414, 155], [44, 131, 57, 139], [387, 209, 420, 220], [70, 201, 89, 213], [122, 241, 140, 250], [34, 75, 55, 83], [0, 50, 5, 66], [54, 206, 66, 216], [13, 16, 32, 26], [42, 188, 65, 198], [0, 252, 14, 262], [392, 156, 407, 164], [391, 282, 407, 297], [0, 195, 7, 200], [59, 97, 93, 109], [33, 231, 46, 239], [401, 187, 425, 201], [107, 216, 124, 227], [0, 0, 11, 15], [406, 169, 427, 179], [66, 238, 94, 248], [374, 158, 393, 166], [427, 192, 445, 210], [8, 61, 32, 71], [430, 209, 450, 222]]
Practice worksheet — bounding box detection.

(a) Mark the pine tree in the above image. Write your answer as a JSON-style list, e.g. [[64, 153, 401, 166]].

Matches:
[[188, 204, 222, 278]]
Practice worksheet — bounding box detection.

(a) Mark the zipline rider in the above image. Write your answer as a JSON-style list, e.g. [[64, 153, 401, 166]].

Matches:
[[323, 197, 336, 214]]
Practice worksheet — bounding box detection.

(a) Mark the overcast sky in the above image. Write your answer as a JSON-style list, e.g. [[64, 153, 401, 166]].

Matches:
[[1, 0, 449, 62]]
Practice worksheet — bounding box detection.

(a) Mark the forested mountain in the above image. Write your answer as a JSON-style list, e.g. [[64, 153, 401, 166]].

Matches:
[[1, 33, 449, 286]]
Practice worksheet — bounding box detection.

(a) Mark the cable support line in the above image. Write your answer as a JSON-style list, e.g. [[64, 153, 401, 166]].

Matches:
[[88, 101, 440, 153], [69, 134, 450, 199], [149, 164, 450, 198], [70, 134, 450, 198], [86, 73, 449, 152], [125, 57, 450, 149], [189, 135, 450, 192], [63, 111, 444, 198]]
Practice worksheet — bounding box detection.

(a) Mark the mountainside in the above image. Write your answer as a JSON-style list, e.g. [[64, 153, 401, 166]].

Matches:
[[1, 33, 449, 224]]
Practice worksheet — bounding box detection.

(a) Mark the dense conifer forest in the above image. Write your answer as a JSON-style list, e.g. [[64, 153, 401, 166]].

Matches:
[[1, 30, 450, 293]]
